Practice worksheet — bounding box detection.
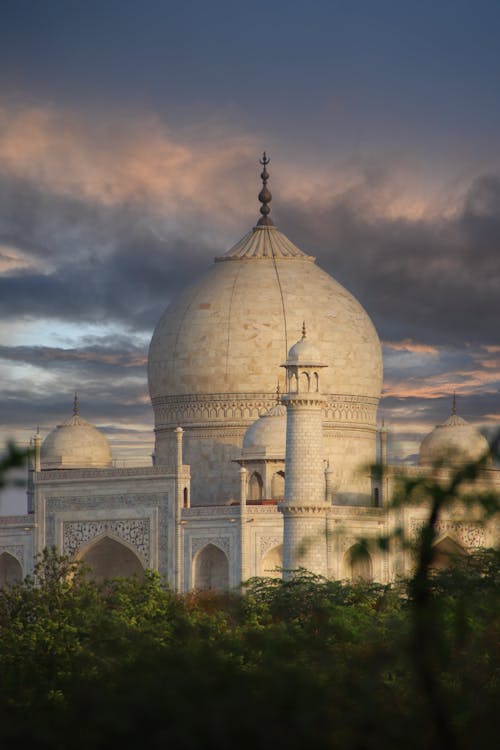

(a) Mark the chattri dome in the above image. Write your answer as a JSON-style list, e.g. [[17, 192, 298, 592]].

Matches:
[[419, 407, 490, 467], [41, 397, 112, 470], [242, 403, 287, 459], [286, 324, 324, 366]]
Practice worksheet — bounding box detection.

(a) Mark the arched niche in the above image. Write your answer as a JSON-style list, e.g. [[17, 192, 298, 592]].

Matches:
[[431, 536, 466, 570], [271, 471, 285, 500], [0, 552, 22, 587], [300, 371, 310, 392], [248, 471, 263, 501], [261, 544, 283, 579], [78, 535, 145, 582], [345, 545, 373, 583], [193, 543, 229, 591], [313, 372, 319, 392]]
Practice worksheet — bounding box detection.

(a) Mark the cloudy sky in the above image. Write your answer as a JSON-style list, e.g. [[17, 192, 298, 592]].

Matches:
[[1, 0, 499, 492]]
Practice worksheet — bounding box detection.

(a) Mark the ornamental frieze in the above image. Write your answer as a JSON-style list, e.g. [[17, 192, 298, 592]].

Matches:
[[152, 392, 378, 427], [63, 519, 151, 564]]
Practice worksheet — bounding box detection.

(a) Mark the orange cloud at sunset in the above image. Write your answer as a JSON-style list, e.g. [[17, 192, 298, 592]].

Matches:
[[383, 339, 439, 355]]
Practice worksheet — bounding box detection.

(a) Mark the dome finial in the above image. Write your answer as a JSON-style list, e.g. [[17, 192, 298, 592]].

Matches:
[[73, 391, 79, 416], [256, 152, 274, 227], [452, 392, 457, 416], [302, 321, 306, 338], [276, 380, 281, 404]]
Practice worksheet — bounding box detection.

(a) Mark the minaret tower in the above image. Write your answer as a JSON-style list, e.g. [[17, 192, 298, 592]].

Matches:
[[280, 324, 330, 577]]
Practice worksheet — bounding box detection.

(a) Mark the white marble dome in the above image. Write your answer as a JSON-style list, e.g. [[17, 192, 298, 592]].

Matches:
[[242, 403, 287, 459], [286, 327, 324, 366], [41, 411, 112, 470], [149, 225, 382, 401], [419, 413, 490, 467]]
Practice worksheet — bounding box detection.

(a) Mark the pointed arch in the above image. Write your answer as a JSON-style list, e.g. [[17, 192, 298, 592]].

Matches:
[[77, 534, 145, 581], [300, 371, 310, 392], [261, 544, 283, 579], [271, 470, 285, 499], [248, 471, 263, 501], [344, 545, 373, 582], [431, 536, 466, 570], [0, 552, 23, 587], [193, 543, 229, 591]]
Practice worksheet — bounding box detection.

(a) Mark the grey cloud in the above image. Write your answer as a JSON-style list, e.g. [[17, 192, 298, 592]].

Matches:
[[2, 168, 499, 345], [0, 174, 217, 330], [277, 173, 500, 346]]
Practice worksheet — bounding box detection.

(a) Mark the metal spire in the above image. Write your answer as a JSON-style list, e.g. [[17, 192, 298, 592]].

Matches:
[[302, 321, 306, 338], [73, 391, 79, 416], [256, 152, 274, 227], [452, 392, 457, 416], [276, 381, 281, 404]]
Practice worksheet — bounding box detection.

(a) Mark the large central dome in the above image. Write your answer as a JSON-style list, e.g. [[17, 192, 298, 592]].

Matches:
[[148, 163, 382, 506], [149, 225, 381, 400]]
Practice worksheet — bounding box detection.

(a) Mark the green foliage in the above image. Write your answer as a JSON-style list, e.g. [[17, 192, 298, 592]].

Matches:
[[0, 549, 498, 749], [0, 441, 31, 489]]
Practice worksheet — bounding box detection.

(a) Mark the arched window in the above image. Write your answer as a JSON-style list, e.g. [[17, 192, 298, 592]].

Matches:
[[313, 372, 319, 392], [261, 544, 283, 579], [431, 537, 466, 570], [79, 535, 144, 582], [193, 544, 229, 591], [300, 371, 310, 392], [248, 472, 263, 501], [373, 487, 380, 506], [345, 545, 373, 582], [0, 552, 23, 587], [183, 487, 189, 508], [271, 471, 285, 499]]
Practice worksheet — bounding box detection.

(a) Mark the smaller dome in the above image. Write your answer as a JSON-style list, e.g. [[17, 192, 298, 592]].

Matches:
[[285, 324, 325, 366], [41, 406, 112, 470], [242, 403, 286, 459], [419, 412, 490, 467]]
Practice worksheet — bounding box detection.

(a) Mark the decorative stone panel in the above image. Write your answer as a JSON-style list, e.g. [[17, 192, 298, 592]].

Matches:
[[258, 535, 282, 558], [409, 519, 486, 549], [191, 536, 231, 560], [63, 519, 151, 564]]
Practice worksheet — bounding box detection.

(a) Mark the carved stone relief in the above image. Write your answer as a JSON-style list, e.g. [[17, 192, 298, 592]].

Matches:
[[409, 519, 486, 549], [191, 536, 231, 560], [63, 519, 150, 564]]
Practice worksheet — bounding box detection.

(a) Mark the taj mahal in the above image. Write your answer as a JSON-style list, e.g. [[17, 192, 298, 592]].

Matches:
[[1, 156, 498, 589]]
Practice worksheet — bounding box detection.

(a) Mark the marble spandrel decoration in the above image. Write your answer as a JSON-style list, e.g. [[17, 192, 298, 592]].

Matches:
[[63, 519, 150, 564]]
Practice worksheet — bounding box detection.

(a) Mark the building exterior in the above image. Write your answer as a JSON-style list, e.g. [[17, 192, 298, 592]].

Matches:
[[0, 158, 498, 589]]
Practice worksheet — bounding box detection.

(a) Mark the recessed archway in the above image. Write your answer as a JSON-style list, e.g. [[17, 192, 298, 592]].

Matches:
[[431, 536, 466, 570], [261, 544, 283, 579], [248, 472, 263, 501], [78, 535, 145, 582], [271, 471, 285, 500], [0, 552, 23, 587], [345, 545, 373, 583], [193, 543, 229, 591]]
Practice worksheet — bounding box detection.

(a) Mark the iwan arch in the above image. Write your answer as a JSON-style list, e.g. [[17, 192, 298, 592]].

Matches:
[[0, 157, 498, 587]]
